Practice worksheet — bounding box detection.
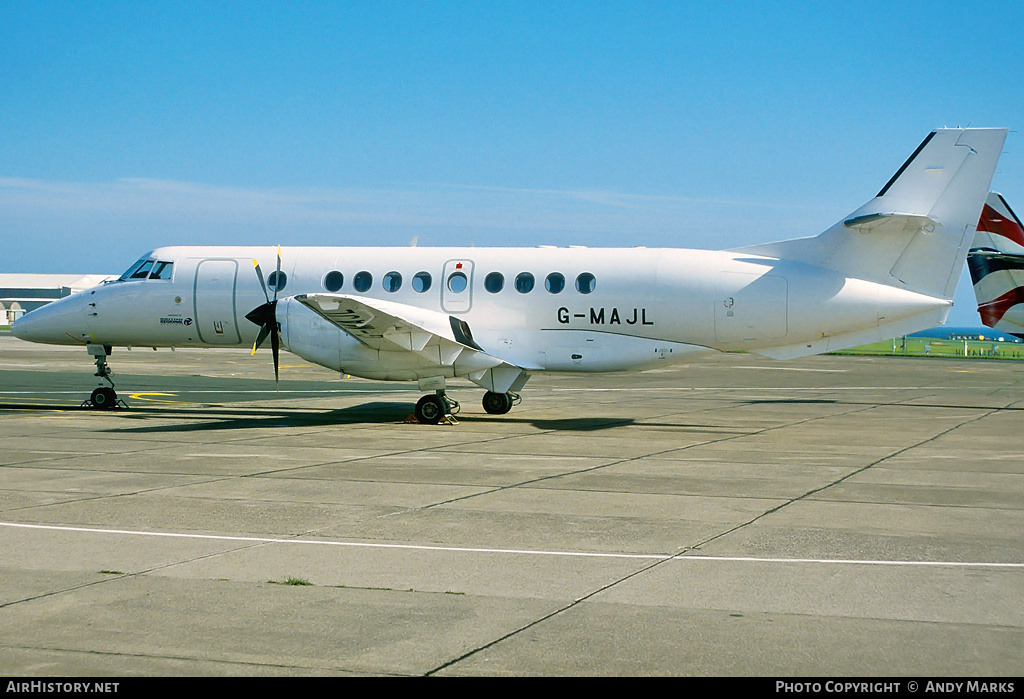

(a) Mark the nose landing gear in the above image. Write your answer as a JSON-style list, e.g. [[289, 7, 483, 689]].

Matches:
[[83, 344, 126, 410]]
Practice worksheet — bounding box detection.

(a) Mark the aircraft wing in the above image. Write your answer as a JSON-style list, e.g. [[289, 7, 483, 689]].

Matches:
[[293, 293, 531, 393]]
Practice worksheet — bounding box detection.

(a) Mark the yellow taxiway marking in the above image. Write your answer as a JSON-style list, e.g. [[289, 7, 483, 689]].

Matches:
[[128, 392, 184, 404]]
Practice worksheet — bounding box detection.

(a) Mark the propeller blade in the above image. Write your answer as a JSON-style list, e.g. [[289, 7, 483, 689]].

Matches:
[[248, 247, 283, 389], [270, 318, 280, 386], [252, 259, 271, 304], [251, 323, 270, 355], [273, 246, 282, 301]]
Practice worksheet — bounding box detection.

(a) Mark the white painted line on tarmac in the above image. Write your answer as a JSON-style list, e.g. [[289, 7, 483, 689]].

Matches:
[[551, 386, 960, 392], [2, 522, 1021, 568], [729, 366, 849, 372]]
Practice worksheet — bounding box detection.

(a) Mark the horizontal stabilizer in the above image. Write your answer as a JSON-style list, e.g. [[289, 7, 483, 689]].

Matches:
[[843, 212, 937, 230]]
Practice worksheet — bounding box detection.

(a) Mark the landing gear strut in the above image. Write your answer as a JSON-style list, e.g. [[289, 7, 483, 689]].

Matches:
[[84, 344, 125, 410], [414, 390, 460, 425], [482, 391, 520, 415]]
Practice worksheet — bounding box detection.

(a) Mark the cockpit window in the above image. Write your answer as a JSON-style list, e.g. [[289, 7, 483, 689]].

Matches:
[[119, 258, 150, 281], [150, 261, 174, 280], [130, 260, 154, 280], [118, 258, 173, 281]]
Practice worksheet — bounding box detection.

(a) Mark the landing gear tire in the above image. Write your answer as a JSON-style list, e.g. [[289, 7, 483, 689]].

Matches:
[[415, 394, 447, 425], [482, 391, 515, 415], [90, 387, 118, 410]]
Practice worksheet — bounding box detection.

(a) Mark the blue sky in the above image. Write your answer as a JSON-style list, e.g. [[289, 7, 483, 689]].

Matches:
[[3, 1, 1023, 325]]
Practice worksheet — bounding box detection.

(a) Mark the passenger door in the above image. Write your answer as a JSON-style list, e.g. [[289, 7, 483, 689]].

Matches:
[[193, 259, 242, 344]]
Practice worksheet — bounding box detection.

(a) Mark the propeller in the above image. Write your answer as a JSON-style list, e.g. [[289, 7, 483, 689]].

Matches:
[[245, 246, 282, 386]]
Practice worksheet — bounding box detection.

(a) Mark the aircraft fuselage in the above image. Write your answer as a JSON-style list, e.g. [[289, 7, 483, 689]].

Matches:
[[15, 244, 949, 379]]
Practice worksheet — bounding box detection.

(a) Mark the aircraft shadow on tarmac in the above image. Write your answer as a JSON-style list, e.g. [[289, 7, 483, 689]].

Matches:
[[40, 402, 640, 433], [3, 397, 1019, 436]]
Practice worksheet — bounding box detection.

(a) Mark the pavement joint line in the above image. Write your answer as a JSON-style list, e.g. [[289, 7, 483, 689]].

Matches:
[[2, 522, 1021, 568], [426, 397, 884, 508], [691, 398, 1019, 551], [0, 643, 375, 675]]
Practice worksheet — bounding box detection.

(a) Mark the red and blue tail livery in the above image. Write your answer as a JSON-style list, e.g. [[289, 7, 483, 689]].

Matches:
[[968, 193, 1024, 335]]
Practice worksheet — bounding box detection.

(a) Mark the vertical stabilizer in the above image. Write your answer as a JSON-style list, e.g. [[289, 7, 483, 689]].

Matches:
[[972, 192, 1024, 255], [967, 192, 1024, 334], [738, 128, 1007, 300]]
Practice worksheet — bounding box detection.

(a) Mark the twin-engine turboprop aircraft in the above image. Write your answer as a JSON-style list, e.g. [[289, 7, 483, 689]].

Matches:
[[967, 192, 1024, 337], [12, 128, 1008, 422]]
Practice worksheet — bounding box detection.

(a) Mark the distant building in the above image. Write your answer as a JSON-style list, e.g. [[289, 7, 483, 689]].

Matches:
[[949, 332, 1022, 343], [0, 274, 115, 324]]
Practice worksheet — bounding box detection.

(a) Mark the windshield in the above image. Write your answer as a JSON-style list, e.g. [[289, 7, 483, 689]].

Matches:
[[118, 257, 150, 281], [117, 256, 173, 282]]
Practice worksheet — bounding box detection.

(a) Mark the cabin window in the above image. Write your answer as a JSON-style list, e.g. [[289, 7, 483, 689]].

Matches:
[[382, 271, 402, 292], [353, 271, 372, 292], [149, 261, 174, 280], [484, 272, 504, 293], [545, 272, 565, 294], [515, 272, 535, 294], [412, 271, 432, 293], [447, 271, 468, 293], [575, 272, 596, 294], [268, 271, 287, 292], [324, 271, 344, 292]]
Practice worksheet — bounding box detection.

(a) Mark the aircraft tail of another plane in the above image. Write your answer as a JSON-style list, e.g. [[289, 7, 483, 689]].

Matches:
[[738, 128, 1007, 304], [967, 192, 1024, 334]]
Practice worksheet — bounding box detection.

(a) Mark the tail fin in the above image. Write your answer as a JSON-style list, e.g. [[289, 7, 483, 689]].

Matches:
[[967, 192, 1024, 334], [972, 192, 1024, 255], [738, 128, 1007, 300]]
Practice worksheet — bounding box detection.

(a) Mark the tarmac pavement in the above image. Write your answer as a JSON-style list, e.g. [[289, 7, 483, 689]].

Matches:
[[0, 335, 1021, 676]]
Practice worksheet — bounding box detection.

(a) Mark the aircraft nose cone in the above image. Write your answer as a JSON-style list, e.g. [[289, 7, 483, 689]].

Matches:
[[10, 295, 86, 344], [10, 308, 44, 341], [10, 314, 30, 339]]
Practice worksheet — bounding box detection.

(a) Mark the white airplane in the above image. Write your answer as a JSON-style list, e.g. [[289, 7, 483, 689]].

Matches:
[[968, 192, 1024, 337], [12, 128, 1007, 422]]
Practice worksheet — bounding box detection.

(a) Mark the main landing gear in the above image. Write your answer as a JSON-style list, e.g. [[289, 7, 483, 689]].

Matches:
[[414, 390, 460, 425], [411, 374, 522, 425], [412, 390, 521, 424], [481, 391, 520, 415], [83, 344, 126, 410]]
